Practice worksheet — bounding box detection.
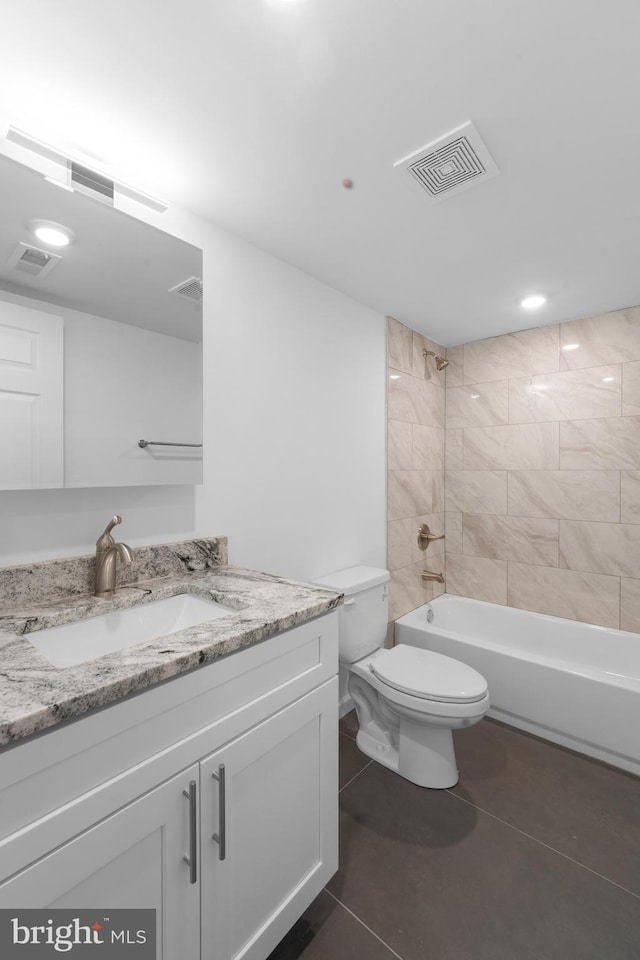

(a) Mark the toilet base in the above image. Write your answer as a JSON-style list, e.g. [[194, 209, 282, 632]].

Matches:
[[353, 713, 459, 789], [356, 727, 399, 774], [398, 716, 458, 789]]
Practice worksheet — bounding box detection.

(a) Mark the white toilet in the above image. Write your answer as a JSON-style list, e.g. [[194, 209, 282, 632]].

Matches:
[[315, 565, 490, 789]]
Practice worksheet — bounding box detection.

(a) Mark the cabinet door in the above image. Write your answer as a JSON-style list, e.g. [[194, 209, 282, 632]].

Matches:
[[0, 764, 200, 960], [201, 678, 338, 960]]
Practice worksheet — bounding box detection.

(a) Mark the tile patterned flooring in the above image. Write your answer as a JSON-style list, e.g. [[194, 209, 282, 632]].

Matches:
[[269, 715, 640, 960]]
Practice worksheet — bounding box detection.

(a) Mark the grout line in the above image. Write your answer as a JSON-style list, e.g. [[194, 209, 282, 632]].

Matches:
[[339, 727, 358, 742], [445, 789, 640, 902], [339, 759, 373, 794], [323, 889, 406, 960]]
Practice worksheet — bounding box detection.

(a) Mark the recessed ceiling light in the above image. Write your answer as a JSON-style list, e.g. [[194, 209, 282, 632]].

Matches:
[[562, 343, 580, 351], [520, 294, 546, 310], [30, 220, 73, 248]]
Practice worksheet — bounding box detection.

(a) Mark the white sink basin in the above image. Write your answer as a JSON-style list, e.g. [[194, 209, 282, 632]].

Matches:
[[27, 594, 235, 668]]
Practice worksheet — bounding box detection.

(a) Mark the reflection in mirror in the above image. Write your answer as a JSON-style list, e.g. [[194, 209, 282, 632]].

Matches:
[[0, 152, 203, 490]]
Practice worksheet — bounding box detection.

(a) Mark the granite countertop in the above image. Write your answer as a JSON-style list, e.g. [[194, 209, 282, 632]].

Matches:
[[0, 543, 342, 747]]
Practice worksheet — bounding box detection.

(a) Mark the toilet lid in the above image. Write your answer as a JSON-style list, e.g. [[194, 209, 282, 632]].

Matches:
[[371, 645, 488, 703]]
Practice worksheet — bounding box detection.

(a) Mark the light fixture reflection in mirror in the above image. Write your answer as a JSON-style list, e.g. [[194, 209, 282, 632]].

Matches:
[[0, 151, 203, 490]]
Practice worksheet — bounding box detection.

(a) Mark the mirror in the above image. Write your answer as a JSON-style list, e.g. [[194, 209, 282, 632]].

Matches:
[[0, 152, 202, 490]]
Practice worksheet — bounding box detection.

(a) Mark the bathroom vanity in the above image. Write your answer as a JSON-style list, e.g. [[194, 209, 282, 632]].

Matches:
[[0, 537, 341, 960]]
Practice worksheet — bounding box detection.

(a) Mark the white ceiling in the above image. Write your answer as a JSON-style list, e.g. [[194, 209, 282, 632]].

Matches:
[[2, 0, 639, 346]]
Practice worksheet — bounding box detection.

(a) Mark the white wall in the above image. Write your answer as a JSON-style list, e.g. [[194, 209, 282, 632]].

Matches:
[[0, 289, 202, 489], [64, 310, 202, 488], [0, 202, 387, 581]]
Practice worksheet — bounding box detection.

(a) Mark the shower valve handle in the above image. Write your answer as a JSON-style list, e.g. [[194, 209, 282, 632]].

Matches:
[[417, 523, 445, 550]]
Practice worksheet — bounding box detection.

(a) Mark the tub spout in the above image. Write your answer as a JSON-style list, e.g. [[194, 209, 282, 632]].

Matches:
[[422, 569, 444, 584]]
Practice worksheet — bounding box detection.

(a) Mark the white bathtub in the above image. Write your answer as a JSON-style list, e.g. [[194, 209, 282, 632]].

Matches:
[[395, 595, 640, 777]]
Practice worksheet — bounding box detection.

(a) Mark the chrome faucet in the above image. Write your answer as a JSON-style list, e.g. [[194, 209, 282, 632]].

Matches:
[[95, 516, 133, 598]]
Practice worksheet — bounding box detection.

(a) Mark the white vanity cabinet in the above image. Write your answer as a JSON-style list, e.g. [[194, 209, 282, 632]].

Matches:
[[0, 764, 202, 957], [200, 683, 335, 960], [0, 611, 339, 960]]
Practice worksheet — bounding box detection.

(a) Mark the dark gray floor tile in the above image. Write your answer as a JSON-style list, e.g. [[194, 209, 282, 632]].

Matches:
[[329, 760, 640, 960], [451, 718, 640, 894], [339, 710, 359, 740], [339, 732, 370, 790], [266, 889, 397, 960]]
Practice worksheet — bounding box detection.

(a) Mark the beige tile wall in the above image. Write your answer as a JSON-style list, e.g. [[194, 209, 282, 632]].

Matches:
[[445, 304, 640, 631], [387, 316, 445, 623]]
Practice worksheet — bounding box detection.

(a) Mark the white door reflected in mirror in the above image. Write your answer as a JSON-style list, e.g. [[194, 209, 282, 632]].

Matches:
[[0, 299, 63, 489]]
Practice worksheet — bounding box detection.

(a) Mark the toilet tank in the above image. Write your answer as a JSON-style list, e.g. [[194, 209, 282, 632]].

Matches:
[[314, 566, 389, 663]]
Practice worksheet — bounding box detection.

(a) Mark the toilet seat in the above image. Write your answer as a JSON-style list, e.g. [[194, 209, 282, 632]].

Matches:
[[371, 644, 488, 704]]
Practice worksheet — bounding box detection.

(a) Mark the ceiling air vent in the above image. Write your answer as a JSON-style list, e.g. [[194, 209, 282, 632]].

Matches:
[[7, 242, 62, 279], [394, 121, 499, 201], [168, 277, 203, 303]]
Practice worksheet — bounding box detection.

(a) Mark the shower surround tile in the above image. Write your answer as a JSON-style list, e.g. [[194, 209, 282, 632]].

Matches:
[[508, 469, 620, 522], [445, 511, 463, 554], [388, 370, 443, 427], [463, 324, 559, 383], [386, 317, 445, 627], [507, 562, 620, 628], [388, 470, 434, 520], [387, 368, 419, 422], [560, 306, 640, 369], [414, 377, 445, 427], [560, 416, 640, 470], [622, 361, 640, 415], [389, 562, 443, 621], [442, 303, 640, 631], [412, 424, 444, 470], [621, 472, 640, 523], [431, 470, 445, 513], [388, 419, 413, 470], [463, 422, 559, 471], [559, 520, 640, 578], [463, 514, 559, 566], [621, 578, 640, 632], [388, 519, 414, 570], [386, 315, 413, 374], [445, 553, 507, 604], [445, 428, 464, 470], [445, 471, 508, 515], [508, 366, 622, 423], [445, 344, 464, 386], [445, 380, 508, 429]]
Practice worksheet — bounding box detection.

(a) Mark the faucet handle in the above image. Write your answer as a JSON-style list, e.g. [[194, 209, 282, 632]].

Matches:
[[97, 515, 123, 549], [417, 523, 445, 550]]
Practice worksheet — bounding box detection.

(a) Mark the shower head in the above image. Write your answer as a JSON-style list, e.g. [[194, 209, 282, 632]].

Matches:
[[423, 349, 449, 371]]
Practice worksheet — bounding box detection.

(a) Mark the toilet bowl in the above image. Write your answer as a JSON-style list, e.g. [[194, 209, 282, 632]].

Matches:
[[314, 565, 490, 789]]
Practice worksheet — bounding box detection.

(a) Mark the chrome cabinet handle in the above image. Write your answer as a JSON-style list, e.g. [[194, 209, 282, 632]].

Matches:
[[182, 780, 197, 884], [211, 764, 226, 861]]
